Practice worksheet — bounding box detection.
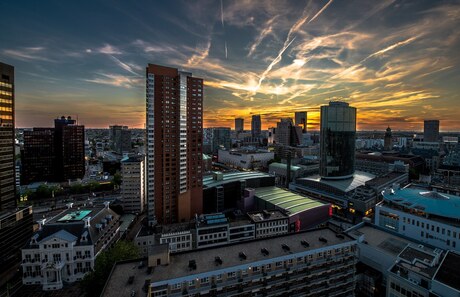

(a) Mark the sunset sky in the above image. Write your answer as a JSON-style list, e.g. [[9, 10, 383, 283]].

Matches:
[[1, 0, 460, 131]]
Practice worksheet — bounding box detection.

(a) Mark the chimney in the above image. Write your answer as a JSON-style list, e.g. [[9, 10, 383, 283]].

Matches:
[[66, 202, 74, 209], [37, 219, 46, 231], [83, 217, 91, 228], [103, 201, 110, 209]]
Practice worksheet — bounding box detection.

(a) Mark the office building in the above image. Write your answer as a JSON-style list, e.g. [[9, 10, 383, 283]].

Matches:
[[235, 118, 244, 133], [102, 228, 357, 297], [0, 62, 15, 210], [146, 64, 203, 225], [210, 127, 231, 154], [21, 128, 55, 185], [109, 125, 131, 154], [218, 148, 274, 170], [121, 155, 145, 213], [384, 126, 392, 150], [0, 206, 33, 287], [376, 185, 460, 251], [319, 101, 356, 179], [275, 118, 302, 147], [21, 203, 120, 290], [295, 111, 307, 133], [21, 116, 85, 184], [251, 114, 261, 137], [424, 120, 439, 142]]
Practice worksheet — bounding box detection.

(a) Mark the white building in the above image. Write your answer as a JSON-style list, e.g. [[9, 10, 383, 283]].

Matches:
[[376, 186, 460, 252], [21, 203, 120, 290], [247, 210, 289, 239], [121, 155, 145, 214], [218, 148, 274, 170]]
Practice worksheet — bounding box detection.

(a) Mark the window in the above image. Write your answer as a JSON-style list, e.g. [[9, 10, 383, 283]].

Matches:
[[200, 277, 209, 284]]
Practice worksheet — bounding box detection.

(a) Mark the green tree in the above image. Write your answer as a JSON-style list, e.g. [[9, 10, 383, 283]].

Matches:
[[81, 240, 140, 297], [112, 172, 122, 187]]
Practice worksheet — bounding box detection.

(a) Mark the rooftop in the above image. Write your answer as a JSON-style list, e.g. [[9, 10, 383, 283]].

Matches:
[[203, 171, 271, 188], [102, 228, 355, 296], [434, 251, 460, 291], [390, 246, 441, 280], [247, 210, 288, 222], [382, 187, 460, 220], [268, 162, 302, 172], [365, 172, 407, 188], [254, 186, 328, 215], [297, 171, 376, 193], [347, 224, 412, 257], [57, 210, 92, 222]]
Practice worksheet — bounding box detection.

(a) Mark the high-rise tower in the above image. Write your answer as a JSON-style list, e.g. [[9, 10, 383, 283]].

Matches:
[[295, 111, 307, 133], [0, 62, 15, 210], [319, 101, 356, 179], [146, 64, 203, 225], [424, 120, 439, 142], [251, 115, 261, 137], [384, 126, 392, 150], [235, 118, 244, 133]]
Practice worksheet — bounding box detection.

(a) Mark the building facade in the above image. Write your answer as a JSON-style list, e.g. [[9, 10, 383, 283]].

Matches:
[[210, 127, 231, 154], [0, 62, 15, 210], [103, 228, 358, 297], [424, 120, 439, 142], [218, 148, 274, 170], [319, 101, 356, 179], [146, 64, 203, 225], [295, 111, 307, 133], [0, 206, 33, 286], [235, 118, 244, 133], [251, 114, 261, 137], [21, 128, 55, 185], [275, 118, 302, 147], [121, 156, 145, 214], [109, 125, 131, 154], [384, 126, 392, 150], [21, 204, 120, 290], [376, 186, 460, 252]]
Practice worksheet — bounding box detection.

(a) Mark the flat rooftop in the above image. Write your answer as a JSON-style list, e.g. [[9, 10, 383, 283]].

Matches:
[[254, 186, 328, 215], [269, 162, 301, 171], [203, 171, 271, 188], [347, 224, 411, 257], [434, 251, 460, 291], [297, 171, 376, 193], [247, 210, 288, 222], [57, 210, 92, 222], [102, 228, 354, 296], [390, 246, 440, 279], [382, 188, 460, 220]]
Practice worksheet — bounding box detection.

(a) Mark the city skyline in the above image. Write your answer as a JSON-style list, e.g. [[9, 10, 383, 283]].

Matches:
[[1, 0, 460, 131]]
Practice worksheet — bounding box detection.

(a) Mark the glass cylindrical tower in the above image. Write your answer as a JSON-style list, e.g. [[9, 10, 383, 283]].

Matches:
[[319, 101, 356, 179]]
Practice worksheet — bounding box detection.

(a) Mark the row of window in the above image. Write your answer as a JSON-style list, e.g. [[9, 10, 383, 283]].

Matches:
[[402, 216, 459, 239]]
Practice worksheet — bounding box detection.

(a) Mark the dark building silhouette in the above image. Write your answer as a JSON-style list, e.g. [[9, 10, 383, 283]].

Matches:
[[295, 111, 307, 133], [146, 64, 203, 225], [275, 118, 302, 147], [320, 101, 357, 179], [251, 114, 261, 137], [0, 62, 15, 210], [384, 126, 392, 150], [109, 125, 131, 154], [21, 116, 85, 184], [235, 118, 244, 133], [424, 120, 439, 142]]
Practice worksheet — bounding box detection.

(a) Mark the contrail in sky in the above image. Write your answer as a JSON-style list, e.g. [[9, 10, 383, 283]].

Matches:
[[308, 0, 334, 23]]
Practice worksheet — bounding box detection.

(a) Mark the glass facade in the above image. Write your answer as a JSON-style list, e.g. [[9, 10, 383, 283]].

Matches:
[[320, 101, 356, 179], [0, 62, 15, 210]]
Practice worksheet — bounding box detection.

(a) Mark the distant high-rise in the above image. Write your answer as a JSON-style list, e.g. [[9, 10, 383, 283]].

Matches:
[[320, 101, 356, 179], [251, 115, 261, 137], [235, 118, 244, 133], [0, 62, 15, 210], [295, 111, 307, 133], [384, 126, 392, 150], [275, 118, 302, 147], [21, 116, 85, 184], [146, 64, 203, 225], [109, 125, 131, 154], [424, 120, 439, 142], [210, 127, 231, 154]]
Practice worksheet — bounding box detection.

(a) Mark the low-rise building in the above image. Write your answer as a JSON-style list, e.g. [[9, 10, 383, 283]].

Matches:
[[376, 186, 460, 251], [248, 210, 289, 238], [218, 148, 274, 170], [102, 228, 358, 297], [21, 203, 120, 290]]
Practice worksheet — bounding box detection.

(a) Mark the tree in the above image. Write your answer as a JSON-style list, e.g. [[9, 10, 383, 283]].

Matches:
[[81, 241, 140, 297], [112, 172, 122, 187]]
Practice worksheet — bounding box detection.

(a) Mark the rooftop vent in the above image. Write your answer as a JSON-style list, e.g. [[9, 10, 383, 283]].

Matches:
[[261, 248, 269, 256], [282, 244, 290, 252], [336, 234, 345, 239], [301, 240, 310, 248], [188, 260, 197, 271], [239, 252, 247, 261], [214, 256, 223, 266], [319, 237, 328, 243]]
